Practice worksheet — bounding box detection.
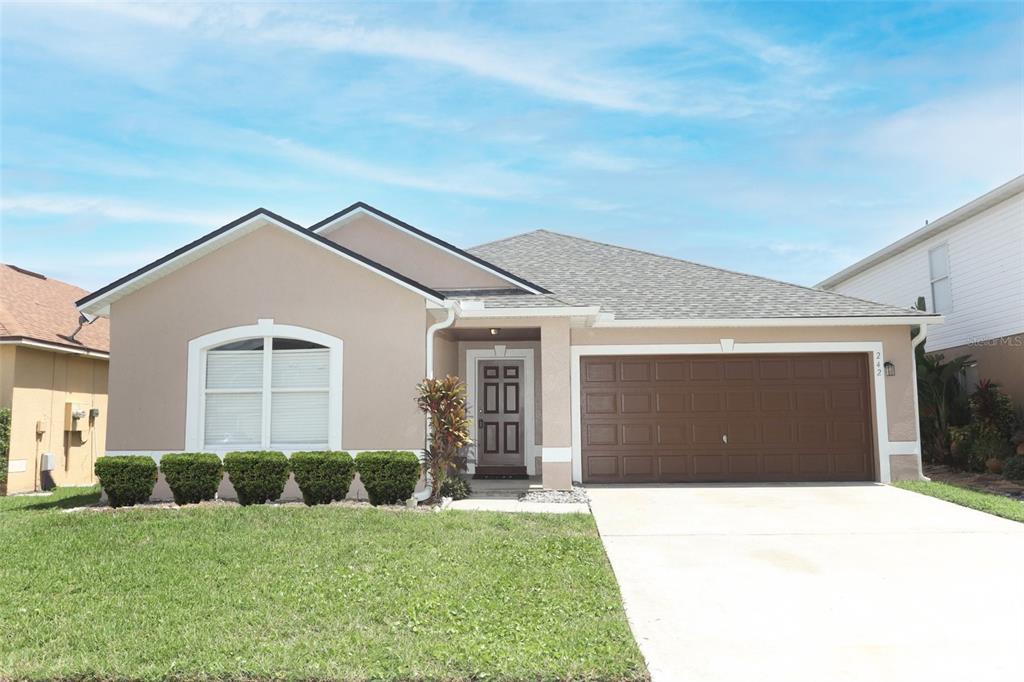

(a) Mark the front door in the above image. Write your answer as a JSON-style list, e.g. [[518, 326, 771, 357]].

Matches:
[[476, 360, 525, 470]]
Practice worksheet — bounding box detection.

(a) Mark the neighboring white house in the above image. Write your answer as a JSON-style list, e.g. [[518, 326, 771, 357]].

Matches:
[[818, 175, 1024, 405]]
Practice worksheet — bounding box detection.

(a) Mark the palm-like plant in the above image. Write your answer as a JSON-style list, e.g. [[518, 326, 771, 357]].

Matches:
[[416, 375, 473, 503], [917, 352, 972, 463]]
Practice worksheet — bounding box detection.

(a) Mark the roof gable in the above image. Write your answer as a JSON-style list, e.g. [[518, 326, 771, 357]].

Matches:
[[77, 209, 446, 316], [310, 202, 549, 294]]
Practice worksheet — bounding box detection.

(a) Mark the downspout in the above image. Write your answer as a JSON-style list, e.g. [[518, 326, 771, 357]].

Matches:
[[415, 301, 459, 502], [910, 323, 928, 481]]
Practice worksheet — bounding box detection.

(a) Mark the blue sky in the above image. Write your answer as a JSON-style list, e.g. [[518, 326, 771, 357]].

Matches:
[[1, 1, 1021, 291]]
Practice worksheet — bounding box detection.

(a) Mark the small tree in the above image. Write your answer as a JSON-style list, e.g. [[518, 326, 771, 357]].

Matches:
[[0, 407, 10, 495], [416, 375, 473, 503]]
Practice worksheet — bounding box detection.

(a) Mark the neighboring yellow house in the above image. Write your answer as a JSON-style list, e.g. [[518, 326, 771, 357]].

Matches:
[[1, 264, 109, 494]]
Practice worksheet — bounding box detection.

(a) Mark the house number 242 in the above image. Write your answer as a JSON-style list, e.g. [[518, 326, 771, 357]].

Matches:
[[874, 351, 883, 377]]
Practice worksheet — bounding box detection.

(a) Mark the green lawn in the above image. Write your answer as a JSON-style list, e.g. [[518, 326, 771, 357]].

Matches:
[[895, 481, 1024, 523], [0, 488, 646, 682]]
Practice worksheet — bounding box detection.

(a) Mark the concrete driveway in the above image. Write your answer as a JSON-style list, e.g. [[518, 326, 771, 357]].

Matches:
[[588, 484, 1024, 682]]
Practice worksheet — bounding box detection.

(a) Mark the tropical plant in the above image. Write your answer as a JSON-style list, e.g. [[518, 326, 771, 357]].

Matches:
[[916, 352, 972, 463], [440, 476, 472, 501], [969, 380, 1015, 440], [415, 375, 473, 503]]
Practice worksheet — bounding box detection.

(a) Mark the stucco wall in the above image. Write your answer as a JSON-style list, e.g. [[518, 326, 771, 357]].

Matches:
[[570, 325, 919, 444], [3, 346, 108, 493], [107, 224, 427, 453], [324, 215, 511, 291]]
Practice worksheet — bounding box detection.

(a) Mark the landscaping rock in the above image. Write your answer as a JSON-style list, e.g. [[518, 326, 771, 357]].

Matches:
[[520, 486, 589, 504]]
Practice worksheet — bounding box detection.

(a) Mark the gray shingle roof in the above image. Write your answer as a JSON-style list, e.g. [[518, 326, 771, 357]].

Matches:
[[468, 230, 930, 320]]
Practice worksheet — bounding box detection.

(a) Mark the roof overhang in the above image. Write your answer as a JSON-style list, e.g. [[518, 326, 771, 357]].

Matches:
[[309, 202, 550, 295], [818, 174, 1024, 289], [77, 209, 446, 316], [0, 337, 110, 358]]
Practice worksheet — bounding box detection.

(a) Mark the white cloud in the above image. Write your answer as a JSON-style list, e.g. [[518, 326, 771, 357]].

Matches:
[[0, 194, 231, 227]]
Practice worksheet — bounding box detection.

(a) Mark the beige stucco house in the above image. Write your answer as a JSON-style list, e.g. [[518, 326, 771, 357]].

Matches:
[[1, 264, 109, 494], [77, 204, 940, 494]]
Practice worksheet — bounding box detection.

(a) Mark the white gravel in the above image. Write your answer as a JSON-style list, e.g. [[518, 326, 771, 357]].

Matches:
[[519, 486, 589, 504]]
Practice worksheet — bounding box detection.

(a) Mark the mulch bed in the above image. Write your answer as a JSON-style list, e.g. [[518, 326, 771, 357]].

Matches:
[[924, 464, 1024, 500]]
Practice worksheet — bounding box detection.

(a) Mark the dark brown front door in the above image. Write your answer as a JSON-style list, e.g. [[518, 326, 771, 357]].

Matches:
[[580, 353, 874, 483], [476, 360, 525, 469]]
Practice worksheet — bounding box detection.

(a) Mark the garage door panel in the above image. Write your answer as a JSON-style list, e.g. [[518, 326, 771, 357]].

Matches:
[[620, 361, 651, 382], [656, 392, 689, 412], [584, 392, 618, 414], [725, 390, 757, 411], [657, 424, 689, 446], [654, 359, 688, 381], [692, 392, 722, 411], [622, 423, 654, 446], [620, 392, 653, 413], [585, 423, 618, 446], [690, 360, 723, 381], [581, 353, 873, 483]]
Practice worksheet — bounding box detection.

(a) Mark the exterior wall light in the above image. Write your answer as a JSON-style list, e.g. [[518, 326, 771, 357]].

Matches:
[[489, 328, 499, 335], [884, 361, 896, 377]]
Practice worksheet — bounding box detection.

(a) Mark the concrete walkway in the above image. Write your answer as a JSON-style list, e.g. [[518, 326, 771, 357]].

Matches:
[[589, 483, 1024, 682]]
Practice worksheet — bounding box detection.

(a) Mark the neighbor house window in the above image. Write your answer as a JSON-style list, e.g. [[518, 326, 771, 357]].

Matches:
[[203, 337, 330, 449], [928, 244, 952, 314]]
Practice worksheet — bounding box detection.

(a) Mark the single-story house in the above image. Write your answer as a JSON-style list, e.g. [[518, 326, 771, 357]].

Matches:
[[76, 204, 940, 495], [1, 264, 110, 494]]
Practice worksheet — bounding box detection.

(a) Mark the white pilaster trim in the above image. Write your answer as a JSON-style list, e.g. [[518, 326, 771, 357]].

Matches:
[[464, 346, 538, 475], [569, 341, 895, 484], [542, 447, 572, 463]]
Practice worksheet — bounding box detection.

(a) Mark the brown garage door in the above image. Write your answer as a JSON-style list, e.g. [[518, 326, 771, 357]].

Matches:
[[580, 354, 874, 483]]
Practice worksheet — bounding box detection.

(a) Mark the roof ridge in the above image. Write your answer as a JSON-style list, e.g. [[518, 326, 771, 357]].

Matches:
[[468, 228, 549, 251], [521, 229, 924, 315]]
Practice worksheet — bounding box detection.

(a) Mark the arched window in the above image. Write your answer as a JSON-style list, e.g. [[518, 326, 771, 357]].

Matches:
[[186, 321, 342, 451]]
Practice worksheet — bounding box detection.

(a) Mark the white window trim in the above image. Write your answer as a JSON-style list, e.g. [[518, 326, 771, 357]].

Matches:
[[464, 346, 538, 476], [185, 319, 342, 452], [569, 341, 908, 484], [928, 243, 952, 314]]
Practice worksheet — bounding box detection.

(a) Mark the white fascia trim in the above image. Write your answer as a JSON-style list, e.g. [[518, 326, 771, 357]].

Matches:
[[569, 341, 896, 484], [78, 214, 444, 317], [456, 305, 601, 319], [312, 207, 546, 295], [464, 346, 538, 476], [0, 338, 109, 358], [184, 319, 343, 452], [592, 315, 942, 328]]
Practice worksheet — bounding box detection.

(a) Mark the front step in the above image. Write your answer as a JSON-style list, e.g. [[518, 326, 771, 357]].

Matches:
[[473, 466, 529, 479]]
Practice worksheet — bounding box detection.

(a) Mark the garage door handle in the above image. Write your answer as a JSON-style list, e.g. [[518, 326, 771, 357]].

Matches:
[[722, 434, 728, 444]]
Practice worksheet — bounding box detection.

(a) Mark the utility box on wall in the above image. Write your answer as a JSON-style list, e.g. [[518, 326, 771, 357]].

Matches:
[[64, 402, 88, 432]]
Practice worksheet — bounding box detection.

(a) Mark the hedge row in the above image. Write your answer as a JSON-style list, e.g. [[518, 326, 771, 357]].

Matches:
[[93, 450, 420, 508]]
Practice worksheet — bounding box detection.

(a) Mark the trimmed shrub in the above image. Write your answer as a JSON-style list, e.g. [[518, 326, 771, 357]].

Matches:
[[440, 476, 471, 501], [290, 451, 355, 506], [1003, 456, 1024, 482], [160, 453, 223, 505], [94, 456, 157, 508], [355, 450, 421, 506], [223, 451, 289, 505]]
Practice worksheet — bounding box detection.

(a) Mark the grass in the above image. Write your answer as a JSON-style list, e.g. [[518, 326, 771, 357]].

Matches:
[[0, 489, 647, 681], [0, 485, 101, 512], [895, 480, 1024, 523]]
